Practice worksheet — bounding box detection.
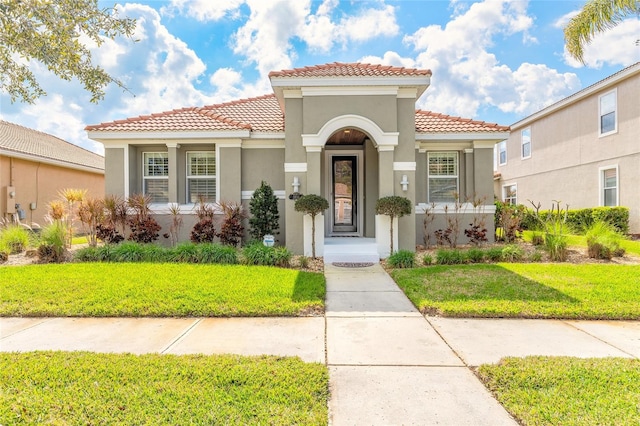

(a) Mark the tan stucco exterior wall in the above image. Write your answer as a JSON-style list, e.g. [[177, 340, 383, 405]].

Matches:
[[497, 70, 640, 233], [0, 155, 104, 226]]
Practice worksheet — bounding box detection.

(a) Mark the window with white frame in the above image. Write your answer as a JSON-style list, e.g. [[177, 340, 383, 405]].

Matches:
[[503, 184, 517, 205], [601, 167, 618, 207], [497, 140, 507, 166], [599, 90, 617, 135], [521, 128, 531, 159], [428, 152, 458, 203], [143, 152, 169, 203], [187, 151, 216, 203]]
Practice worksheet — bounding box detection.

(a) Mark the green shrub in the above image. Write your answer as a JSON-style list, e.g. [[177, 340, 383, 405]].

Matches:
[[522, 206, 629, 235], [466, 248, 485, 263], [485, 247, 504, 262], [436, 249, 467, 265], [249, 181, 280, 241], [197, 243, 239, 264], [168, 242, 200, 263], [592, 207, 629, 234], [422, 254, 433, 266], [387, 250, 416, 268], [74, 246, 101, 262], [501, 244, 524, 262], [544, 233, 568, 262], [0, 224, 30, 254], [297, 256, 310, 269], [585, 221, 624, 260], [111, 241, 146, 262], [139, 243, 168, 262], [242, 243, 291, 267], [38, 221, 67, 263], [529, 250, 544, 262]]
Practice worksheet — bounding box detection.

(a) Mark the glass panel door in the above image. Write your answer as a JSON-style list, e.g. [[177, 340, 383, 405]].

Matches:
[[332, 156, 357, 232]]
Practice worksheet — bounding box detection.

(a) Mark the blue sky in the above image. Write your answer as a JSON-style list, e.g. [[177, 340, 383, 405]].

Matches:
[[1, 0, 639, 154]]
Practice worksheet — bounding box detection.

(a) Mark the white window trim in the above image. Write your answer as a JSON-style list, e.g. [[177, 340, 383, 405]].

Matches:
[[598, 88, 617, 137], [498, 140, 507, 166], [186, 150, 218, 204], [599, 165, 619, 207], [427, 151, 459, 203], [521, 128, 531, 160], [142, 151, 169, 202], [502, 183, 517, 205]]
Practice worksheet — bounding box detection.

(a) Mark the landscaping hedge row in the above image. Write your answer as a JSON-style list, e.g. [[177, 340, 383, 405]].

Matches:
[[497, 204, 629, 234]]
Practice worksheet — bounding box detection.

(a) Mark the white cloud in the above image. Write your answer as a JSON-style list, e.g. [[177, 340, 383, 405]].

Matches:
[[359, 51, 416, 68], [338, 5, 399, 43], [388, 0, 580, 120], [554, 10, 579, 28], [562, 18, 640, 69], [163, 0, 244, 21]]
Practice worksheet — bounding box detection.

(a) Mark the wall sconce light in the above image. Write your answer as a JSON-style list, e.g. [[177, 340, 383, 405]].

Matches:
[[292, 176, 300, 193], [9, 191, 15, 198], [400, 175, 409, 191]]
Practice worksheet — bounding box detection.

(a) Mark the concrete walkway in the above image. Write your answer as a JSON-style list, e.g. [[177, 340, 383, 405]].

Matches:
[[2, 264, 640, 425]]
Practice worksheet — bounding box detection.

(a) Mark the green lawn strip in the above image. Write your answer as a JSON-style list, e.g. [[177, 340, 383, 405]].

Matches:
[[477, 357, 640, 426], [522, 230, 640, 256], [0, 351, 328, 425], [391, 263, 640, 319], [0, 263, 325, 317]]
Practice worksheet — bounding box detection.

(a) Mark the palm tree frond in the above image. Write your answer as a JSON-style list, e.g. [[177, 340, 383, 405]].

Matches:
[[564, 0, 640, 63]]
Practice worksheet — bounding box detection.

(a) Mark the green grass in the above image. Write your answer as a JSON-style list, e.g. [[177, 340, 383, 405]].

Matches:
[[392, 263, 640, 319], [0, 351, 328, 425], [478, 357, 640, 426], [0, 263, 325, 317]]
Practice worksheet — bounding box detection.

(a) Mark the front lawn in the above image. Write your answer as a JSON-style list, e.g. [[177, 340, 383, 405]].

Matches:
[[478, 357, 640, 425], [0, 263, 325, 317], [392, 263, 640, 319], [0, 351, 328, 425]]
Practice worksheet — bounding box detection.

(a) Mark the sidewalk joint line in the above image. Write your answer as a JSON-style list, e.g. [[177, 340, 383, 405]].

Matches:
[[160, 318, 202, 354], [561, 319, 638, 359], [0, 317, 56, 340]]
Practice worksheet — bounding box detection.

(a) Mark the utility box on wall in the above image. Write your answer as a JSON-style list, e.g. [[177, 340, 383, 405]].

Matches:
[[4, 186, 16, 214]]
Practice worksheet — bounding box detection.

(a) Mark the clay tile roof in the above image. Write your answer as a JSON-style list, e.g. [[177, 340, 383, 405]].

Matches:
[[0, 120, 104, 171], [86, 94, 284, 133], [269, 62, 432, 78], [415, 110, 510, 133]]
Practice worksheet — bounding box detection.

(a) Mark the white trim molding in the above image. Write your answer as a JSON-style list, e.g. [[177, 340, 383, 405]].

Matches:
[[393, 162, 416, 171], [284, 162, 307, 173], [415, 203, 497, 214], [599, 164, 619, 207]]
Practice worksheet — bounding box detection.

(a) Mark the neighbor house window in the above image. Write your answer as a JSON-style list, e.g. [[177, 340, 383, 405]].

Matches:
[[143, 152, 169, 203], [428, 152, 458, 203], [503, 184, 517, 205], [498, 140, 507, 165], [599, 90, 617, 136], [521, 128, 531, 159], [601, 167, 618, 207], [187, 151, 216, 203]]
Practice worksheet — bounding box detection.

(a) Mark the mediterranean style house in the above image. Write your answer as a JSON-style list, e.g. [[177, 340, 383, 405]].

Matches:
[[87, 63, 508, 260], [495, 62, 640, 234], [1, 120, 104, 227]]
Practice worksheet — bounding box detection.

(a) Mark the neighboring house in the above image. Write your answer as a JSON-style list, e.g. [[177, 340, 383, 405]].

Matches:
[[0, 120, 105, 227], [87, 63, 508, 258], [495, 62, 640, 234]]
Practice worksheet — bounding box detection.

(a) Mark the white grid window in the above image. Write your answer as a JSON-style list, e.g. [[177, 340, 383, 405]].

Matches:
[[498, 140, 507, 166], [143, 152, 168, 203], [187, 151, 216, 203], [521, 128, 531, 159], [503, 184, 517, 205], [599, 90, 617, 136], [428, 152, 458, 203], [601, 167, 618, 207]]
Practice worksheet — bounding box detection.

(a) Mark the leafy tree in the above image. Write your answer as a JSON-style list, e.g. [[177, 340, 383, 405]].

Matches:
[[0, 0, 136, 103], [294, 194, 329, 259], [564, 0, 640, 64], [375, 196, 412, 254], [249, 181, 280, 241]]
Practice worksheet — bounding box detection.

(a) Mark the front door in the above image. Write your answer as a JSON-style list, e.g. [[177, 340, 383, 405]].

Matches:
[[332, 155, 357, 233]]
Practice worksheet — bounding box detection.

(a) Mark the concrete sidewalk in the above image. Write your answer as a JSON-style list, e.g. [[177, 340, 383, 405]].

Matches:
[[2, 264, 640, 425]]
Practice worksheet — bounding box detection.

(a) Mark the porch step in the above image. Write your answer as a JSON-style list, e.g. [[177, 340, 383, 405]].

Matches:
[[323, 238, 379, 264]]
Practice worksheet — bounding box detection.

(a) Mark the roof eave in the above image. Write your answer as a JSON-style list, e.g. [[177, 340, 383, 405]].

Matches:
[[416, 132, 510, 141], [87, 129, 252, 141], [0, 148, 104, 174]]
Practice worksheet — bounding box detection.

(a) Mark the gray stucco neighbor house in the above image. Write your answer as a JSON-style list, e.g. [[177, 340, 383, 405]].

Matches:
[[86, 63, 509, 260]]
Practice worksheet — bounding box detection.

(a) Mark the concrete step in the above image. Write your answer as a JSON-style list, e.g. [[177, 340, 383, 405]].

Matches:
[[323, 238, 379, 264], [324, 252, 380, 264]]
